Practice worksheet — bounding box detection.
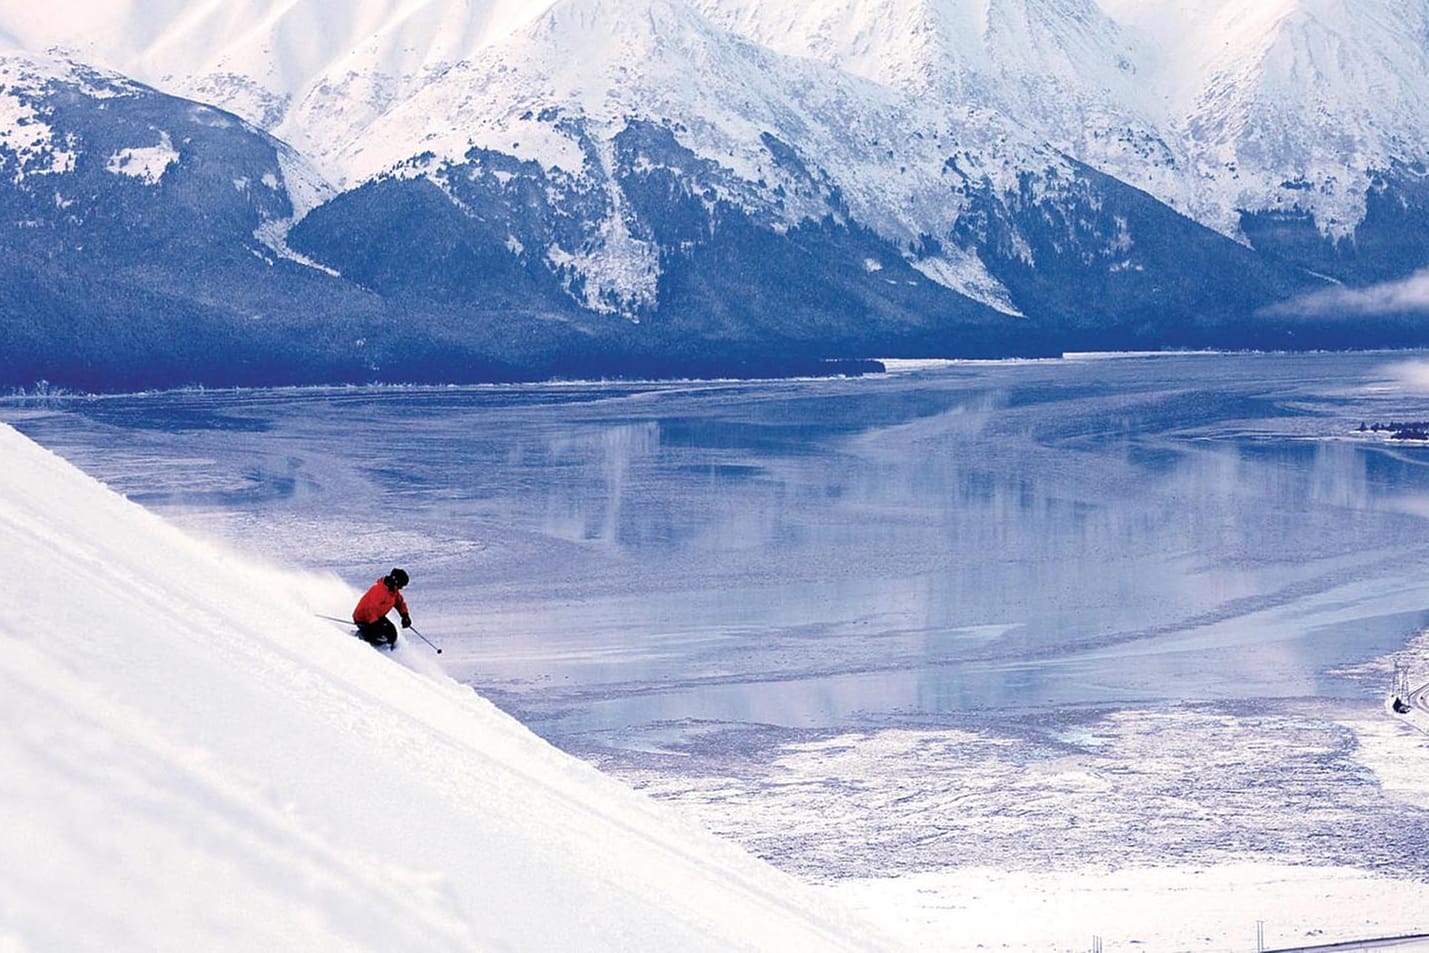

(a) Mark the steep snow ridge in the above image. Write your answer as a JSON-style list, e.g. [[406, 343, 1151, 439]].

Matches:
[[692, 0, 1158, 145], [694, 0, 1429, 241], [690, 0, 1197, 220], [1186, 0, 1429, 239], [0, 0, 555, 176], [5, 0, 1429, 247], [0, 418, 899, 951], [333, 0, 1049, 311], [1103, 0, 1429, 238], [687, 0, 977, 97], [975, 0, 1170, 161]]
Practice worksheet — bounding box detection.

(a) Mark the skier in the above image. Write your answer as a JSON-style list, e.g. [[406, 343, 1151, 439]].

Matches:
[[352, 568, 413, 648]]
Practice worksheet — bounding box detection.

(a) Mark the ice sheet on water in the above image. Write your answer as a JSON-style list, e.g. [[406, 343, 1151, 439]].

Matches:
[[593, 701, 1429, 882]]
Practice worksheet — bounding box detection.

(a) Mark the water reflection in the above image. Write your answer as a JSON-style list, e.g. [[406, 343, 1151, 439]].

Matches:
[[540, 421, 662, 546]]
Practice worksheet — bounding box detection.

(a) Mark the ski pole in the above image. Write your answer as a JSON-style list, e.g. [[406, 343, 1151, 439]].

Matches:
[[408, 624, 442, 654]]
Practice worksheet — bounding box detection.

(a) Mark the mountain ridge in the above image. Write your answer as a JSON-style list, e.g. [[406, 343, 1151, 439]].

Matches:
[[16, 0, 1429, 240], [4, 1, 1429, 390]]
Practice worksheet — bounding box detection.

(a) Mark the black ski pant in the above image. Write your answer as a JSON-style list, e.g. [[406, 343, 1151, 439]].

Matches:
[[355, 617, 397, 646]]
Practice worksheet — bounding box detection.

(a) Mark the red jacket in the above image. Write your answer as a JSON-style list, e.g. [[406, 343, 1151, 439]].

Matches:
[[353, 578, 410, 625]]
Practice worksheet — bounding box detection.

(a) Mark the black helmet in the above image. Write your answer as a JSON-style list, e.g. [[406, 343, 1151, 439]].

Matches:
[[388, 568, 409, 589]]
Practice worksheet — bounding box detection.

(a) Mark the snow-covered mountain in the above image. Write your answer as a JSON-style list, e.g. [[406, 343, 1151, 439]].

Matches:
[[0, 418, 900, 950], [694, 0, 1429, 246], [4, 0, 1429, 389], [0, 51, 377, 389]]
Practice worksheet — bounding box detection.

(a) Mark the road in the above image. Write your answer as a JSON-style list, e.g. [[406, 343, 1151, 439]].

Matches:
[[1270, 935, 1429, 953]]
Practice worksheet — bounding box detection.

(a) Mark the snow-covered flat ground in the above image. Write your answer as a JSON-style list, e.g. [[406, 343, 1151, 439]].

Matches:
[[833, 863, 1429, 952], [600, 703, 1429, 950]]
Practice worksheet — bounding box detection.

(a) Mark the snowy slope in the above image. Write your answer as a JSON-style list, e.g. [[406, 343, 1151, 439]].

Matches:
[[0, 0, 565, 185], [0, 0, 543, 135], [694, 0, 1429, 242], [6, 0, 1425, 294], [10, 0, 1426, 245], [327, 0, 1064, 310], [0, 421, 898, 952], [688, 0, 1180, 200], [1181, 0, 1429, 238]]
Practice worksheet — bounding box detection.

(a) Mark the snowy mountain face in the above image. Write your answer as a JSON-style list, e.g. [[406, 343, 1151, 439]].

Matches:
[[3, 1, 1429, 389], [0, 52, 362, 388]]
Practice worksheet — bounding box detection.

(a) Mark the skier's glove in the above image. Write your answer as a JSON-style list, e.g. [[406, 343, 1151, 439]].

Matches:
[[401, 615, 412, 628]]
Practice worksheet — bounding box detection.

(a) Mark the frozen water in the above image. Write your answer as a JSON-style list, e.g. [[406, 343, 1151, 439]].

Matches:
[[8, 350, 1429, 945], [8, 352, 1429, 732]]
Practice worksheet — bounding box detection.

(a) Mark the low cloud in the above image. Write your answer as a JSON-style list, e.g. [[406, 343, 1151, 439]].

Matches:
[[1378, 358, 1429, 393], [1264, 268, 1429, 319]]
